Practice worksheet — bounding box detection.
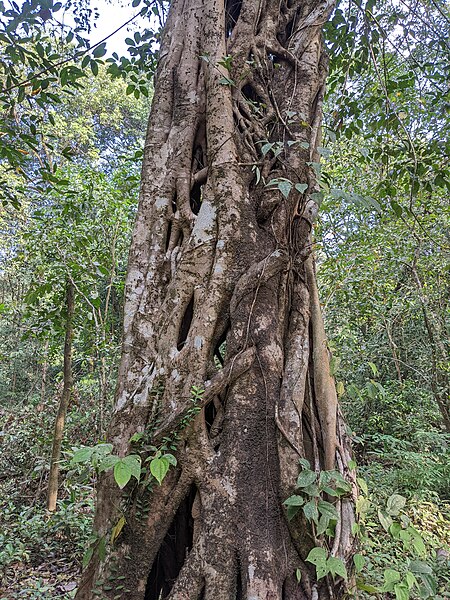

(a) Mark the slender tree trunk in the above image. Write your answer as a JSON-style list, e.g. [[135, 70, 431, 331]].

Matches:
[[76, 1, 355, 598], [11, 369, 16, 394], [40, 337, 49, 406], [47, 280, 74, 512], [411, 265, 450, 432], [383, 318, 402, 384], [98, 354, 107, 435]]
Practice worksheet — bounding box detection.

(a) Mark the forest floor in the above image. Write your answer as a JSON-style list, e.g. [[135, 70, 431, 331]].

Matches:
[[0, 403, 94, 599]]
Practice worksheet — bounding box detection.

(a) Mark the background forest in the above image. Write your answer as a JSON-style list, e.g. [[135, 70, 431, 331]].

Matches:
[[0, 0, 448, 598]]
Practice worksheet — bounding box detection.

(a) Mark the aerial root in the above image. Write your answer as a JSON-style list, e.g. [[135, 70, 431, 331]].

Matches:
[[305, 257, 337, 471], [151, 345, 256, 443], [230, 250, 288, 314], [165, 541, 204, 600]]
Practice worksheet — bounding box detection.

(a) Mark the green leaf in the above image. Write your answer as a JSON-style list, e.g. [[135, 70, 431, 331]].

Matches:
[[306, 547, 328, 565], [98, 455, 119, 472], [411, 534, 426, 557], [394, 583, 409, 600], [114, 460, 132, 489], [261, 142, 273, 156], [331, 473, 351, 495], [284, 495, 305, 506], [318, 500, 338, 520], [90, 60, 99, 76], [329, 355, 340, 375], [287, 505, 301, 521], [357, 477, 368, 496], [94, 443, 113, 456], [91, 297, 101, 308], [266, 178, 293, 199], [150, 456, 170, 485], [72, 446, 94, 464], [163, 453, 177, 466], [399, 529, 412, 545], [98, 536, 107, 561], [298, 458, 310, 470], [296, 568, 302, 583], [307, 161, 321, 176], [322, 486, 340, 497], [121, 455, 142, 481], [356, 497, 370, 519], [383, 568, 401, 591], [311, 191, 324, 205], [302, 484, 320, 497], [391, 200, 403, 217], [417, 572, 437, 596], [336, 381, 345, 397], [368, 361, 378, 376], [389, 522, 402, 539], [278, 180, 292, 199], [295, 183, 308, 194], [378, 509, 393, 532], [409, 561, 433, 575], [315, 561, 328, 580], [356, 579, 379, 593], [306, 547, 328, 580], [353, 554, 365, 573], [327, 556, 347, 580], [93, 43, 107, 58], [386, 493, 406, 516], [303, 500, 319, 525], [405, 572, 418, 590], [296, 470, 317, 488], [316, 514, 331, 536]]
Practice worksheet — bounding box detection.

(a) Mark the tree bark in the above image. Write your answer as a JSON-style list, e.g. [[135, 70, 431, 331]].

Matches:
[[47, 280, 74, 512], [76, 0, 356, 598]]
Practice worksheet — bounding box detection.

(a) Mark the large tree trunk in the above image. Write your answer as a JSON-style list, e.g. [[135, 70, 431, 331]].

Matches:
[[76, 0, 355, 598]]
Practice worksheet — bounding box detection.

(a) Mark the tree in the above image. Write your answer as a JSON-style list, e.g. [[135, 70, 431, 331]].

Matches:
[[76, 1, 356, 599], [47, 279, 74, 511]]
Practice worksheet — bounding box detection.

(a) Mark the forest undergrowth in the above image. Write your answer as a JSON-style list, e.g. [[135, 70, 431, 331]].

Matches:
[[0, 347, 449, 599]]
